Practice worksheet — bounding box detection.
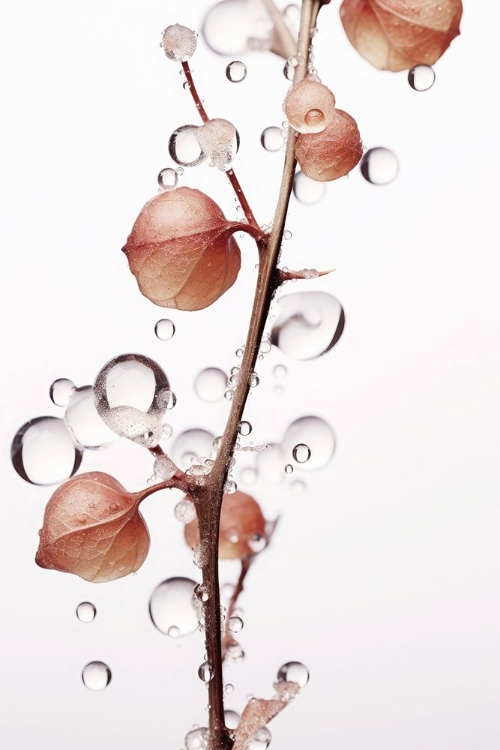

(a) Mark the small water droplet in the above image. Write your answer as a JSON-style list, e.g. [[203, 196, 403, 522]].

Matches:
[[149, 577, 199, 637], [174, 499, 196, 523], [198, 661, 214, 683], [228, 615, 244, 633], [224, 709, 241, 729], [273, 364, 287, 379], [194, 583, 209, 603], [155, 319, 175, 340], [224, 480, 237, 494], [226, 60, 247, 82], [291, 478, 306, 495], [11, 416, 83, 485], [360, 147, 399, 185], [283, 229, 292, 240], [260, 126, 284, 152], [193, 540, 210, 568], [292, 443, 311, 463], [225, 682, 234, 695], [224, 390, 234, 401], [157, 168, 178, 191], [408, 64, 435, 92], [76, 602, 96, 623], [194, 367, 227, 402], [293, 170, 326, 204], [238, 421, 252, 436], [284, 463, 294, 474], [235, 347, 244, 357], [250, 726, 272, 748], [248, 533, 267, 553], [49, 378, 75, 407], [172, 429, 215, 470], [81, 661, 111, 691], [249, 372, 259, 388], [276, 660, 309, 687], [169, 124, 206, 167]]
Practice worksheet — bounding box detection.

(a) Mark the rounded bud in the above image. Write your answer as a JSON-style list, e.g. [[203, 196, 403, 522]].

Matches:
[[284, 80, 336, 134], [295, 109, 363, 182], [162, 24, 197, 62]]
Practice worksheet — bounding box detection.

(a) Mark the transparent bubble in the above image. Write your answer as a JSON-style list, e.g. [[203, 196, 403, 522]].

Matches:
[[49, 378, 75, 407], [283, 416, 335, 471], [240, 466, 257, 485], [198, 661, 214, 683], [174, 499, 196, 523], [155, 319, 176, 340], [11, 416, 83, 485], [226, 60, 247, 82], [149, 577, 199, 637], [284, 464, 293, 474], [153, 455, 177, 481], [360, 147, 399, 185], [224, 709, 240, 729], [249, 372, 259, 388], [291, 479, 306, 496], [169, 125, 206, 167], [172, 429, 215, 470], [81, 661, 112, 691], [225, 682, 234, 694], [64, 386, 118, 450], [273, 364, 287, 379], [292, 443, 311, 463], [202, 0, 272, 56], [261, 126, 284, 152], [224, 479, 237, 494], [228, 615, 244, 633], [157, 168, 178, 191], [185, 726, 209, 750], [256, 443, 285, 483], [194, 583, 209, 603], [408, 64, 435, 92], [194, 368, 227, 402], [248, 533, 267, 553], [238, 421, 252, 436], [293, 170, 326, 204], [271, 291, 345, 360], [93, 354, 172, 449], [277, 660, 309, 687], [76, 602, 96, 623], [227, 643, 245, 662], [162, 24, 197, 62]]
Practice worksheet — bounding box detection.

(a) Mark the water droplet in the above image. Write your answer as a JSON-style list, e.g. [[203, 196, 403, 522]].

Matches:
[[226, 60, 247, 82], [81, 661, 111, 691], [224, 480, 237, 494], [198, 661, 214, 683], [172, 429, 215, 470], [249, 372, 259, 388], [62, 386, 117, 450], [260, 126, 284, 152], [277, 661, 309, 687], [227, 643, 245, 662], [224, 709, 241, 729], [228, 615, 244, 633], [283, 229, 292, 240], [11, 417, 83, 485], [273, 364, 287, 379], [224, 389, 234, 401], [49, 378, 75, 407], [256, 443, 285, 483], [194, 368, 227, 402], [248, 533, 267, 553], [293, 170, 326, 204], [155, 318, 176, 340], [196, 118, 240, 171], [284, 463, 293, 475], [149, 577, 199, 637], [292, 443, 311, 463], [291, 478, 306, 495], [283, 416, 335, 471], [202, 1, 272, 55], [360, 147, 399, 185], [157, 168, 178, 191], [76, 602, 96, 623], [169, 124, 206, 167], [193, 540, 210, 568], [238, 421, 252, 436], [93, 354, 172, 448], [194, 583, 209, 603], [174, 499, 196, 523], [249, 726, 272, 749], [185, 726, 209, 750], [408, 64, 435, 92], [235, 347, 244, 357], [167, 625, 180, 638], [271, 291, 345, 360], [162, 423, 173, 439]]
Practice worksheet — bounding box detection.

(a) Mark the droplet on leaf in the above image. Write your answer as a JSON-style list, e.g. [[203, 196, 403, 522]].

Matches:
[[295, 109, 363, 182]]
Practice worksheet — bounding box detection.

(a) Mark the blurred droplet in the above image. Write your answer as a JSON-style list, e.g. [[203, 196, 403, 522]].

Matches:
[[149, 577, 199, 637], [185, 726, 209, 750], [155, 319, 176, 340], [82, 661, 111, 691], [408, 64, 435, 91], [226, 60, 247, 82], [49, 378, 75, 407], [293, 170, 326, 204], [224, 709, 241, 729], [76, 602, 96, 623], [360, 147, 399, 185], [172, 429, 215, 470], [228, 615, 244, 633], [249, 726, 272, 749], [64, 386, 118, 450], [11, 417, 83, 485], [271, 292, 345, 360], [194, 368, 227, 402], [202, 0, 272, 56], [283, 417, 335, 471]]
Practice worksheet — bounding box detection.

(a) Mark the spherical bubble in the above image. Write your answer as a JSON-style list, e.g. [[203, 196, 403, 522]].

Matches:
[[171, 429, 215, 469], [49, 378, 75, 407], [162, 24, 197, 62], [360, 147, 399, 185], [226, 60, 247, 82], [149, 577, 199, 637], [292, 443, 311, 463], [224, 709, 241, 729], [76, 602, 96, 623], [11, 416, 83, 485], [260, 126, 284, 152], [155, 318, 175, 340], [194, 367, 227, 402], [202, 0, 272, 56], [65, 386, 118, 450], [169, 125, 206, 167], [293, 170, 326, 205], [276, 660, 309, 687], [282, 416, 335, 471], [81, 661, 111, 691], [271, 291, 345, 360], [408, 64, 435, 92], [195, 118, 239, 171], [157, 168, 178, 191]]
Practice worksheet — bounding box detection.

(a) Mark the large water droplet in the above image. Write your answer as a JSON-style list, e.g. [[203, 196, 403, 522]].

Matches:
[[149, 577, 199, 637], [283, 417, 335, 471], [76, 602, 96, 623], [172, 429, 215, 469], [11, 417, 83, 485], [408, 64, 435, 91], [228, 614, 244, 633], [49, 378, 75, 407], [198, 661, 214, 683], [93, 354, 172, 448], [360, 147, 399, 185], [169, 125, 206, 167], [81, 661, 112, 691], [293, 170, 326, 204], [65, 386, 118, 450], [226, 60, 247, 82], [276, 660, 309, 687], [194, 368, 227, 402], [271, 292, 345, 360], [202, 0, 272, 56], [261, 126, 284, 152], [155, 319, 176, 340], [185, 726, 209, 750]]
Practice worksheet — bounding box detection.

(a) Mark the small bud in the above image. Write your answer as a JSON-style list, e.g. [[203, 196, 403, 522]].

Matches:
[[162, 24, 197, 62], [284, 79, 336, 134]]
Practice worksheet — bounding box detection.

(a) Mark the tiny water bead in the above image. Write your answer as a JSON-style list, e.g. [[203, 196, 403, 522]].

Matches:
[[149, 577, 199, 637], [360, 147, 399, 185], [238, 420, 252, 436], [49, 378, 75, 407], [291, 479, 306, 496], [198, 661, 214, 683], [174, 499, 196, 524], [277, 661, 309, 688], [76, 602, 96, 623], [226, 60, 247, 82], [293, 170, 326, 205], [261, 126, 284, 152], [225, 683, 234, 695], [248, 533, 267, 553], [228, 615, 244, 633], [11, 417, 83, 485], [65, 386, 118, 450], [169, 125, 206, 167], [273, 364, 287, 379], [81, 661, 112, 691], [157, 168, 178, 191], [284, 464, 294, 474], [185, 726, 209, 750], [249, 726, 272, 749], [154, 318, 176, 340], [172, 429, 215, 470], [194, 367, 227, 402], [408, 64, 436, 91], [292, 443, 311, 463], [283, 416, 335, 471], [271, 291, 345, 360]]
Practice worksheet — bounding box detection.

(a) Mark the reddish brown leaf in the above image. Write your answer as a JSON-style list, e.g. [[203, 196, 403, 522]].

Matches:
[[184, 491, 267, 560], [123, 187, 258, 311], [36, 472, 150, 583], [340, 0, 463, 71], [233, 682, 300, 750], [295, 109, 363, 182]]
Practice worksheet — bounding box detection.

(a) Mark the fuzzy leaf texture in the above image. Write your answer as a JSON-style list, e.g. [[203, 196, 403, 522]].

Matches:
[[233, 682, 300, 750], [339, 0, 463, 71], [35, 472, 150, 583], [123, 187, 257, 311], [295, 109, 363, 182]]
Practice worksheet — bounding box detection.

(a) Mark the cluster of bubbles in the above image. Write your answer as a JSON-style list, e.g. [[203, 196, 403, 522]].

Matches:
[[169, 120, 239, 171]]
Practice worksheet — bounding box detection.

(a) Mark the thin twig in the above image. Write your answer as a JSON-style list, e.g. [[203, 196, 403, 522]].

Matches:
[[262, 0, 298, 60], [221, 557, 254, 660]]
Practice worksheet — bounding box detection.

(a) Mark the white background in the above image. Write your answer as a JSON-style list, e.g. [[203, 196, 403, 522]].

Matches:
[[1, 1, 499, 748]]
